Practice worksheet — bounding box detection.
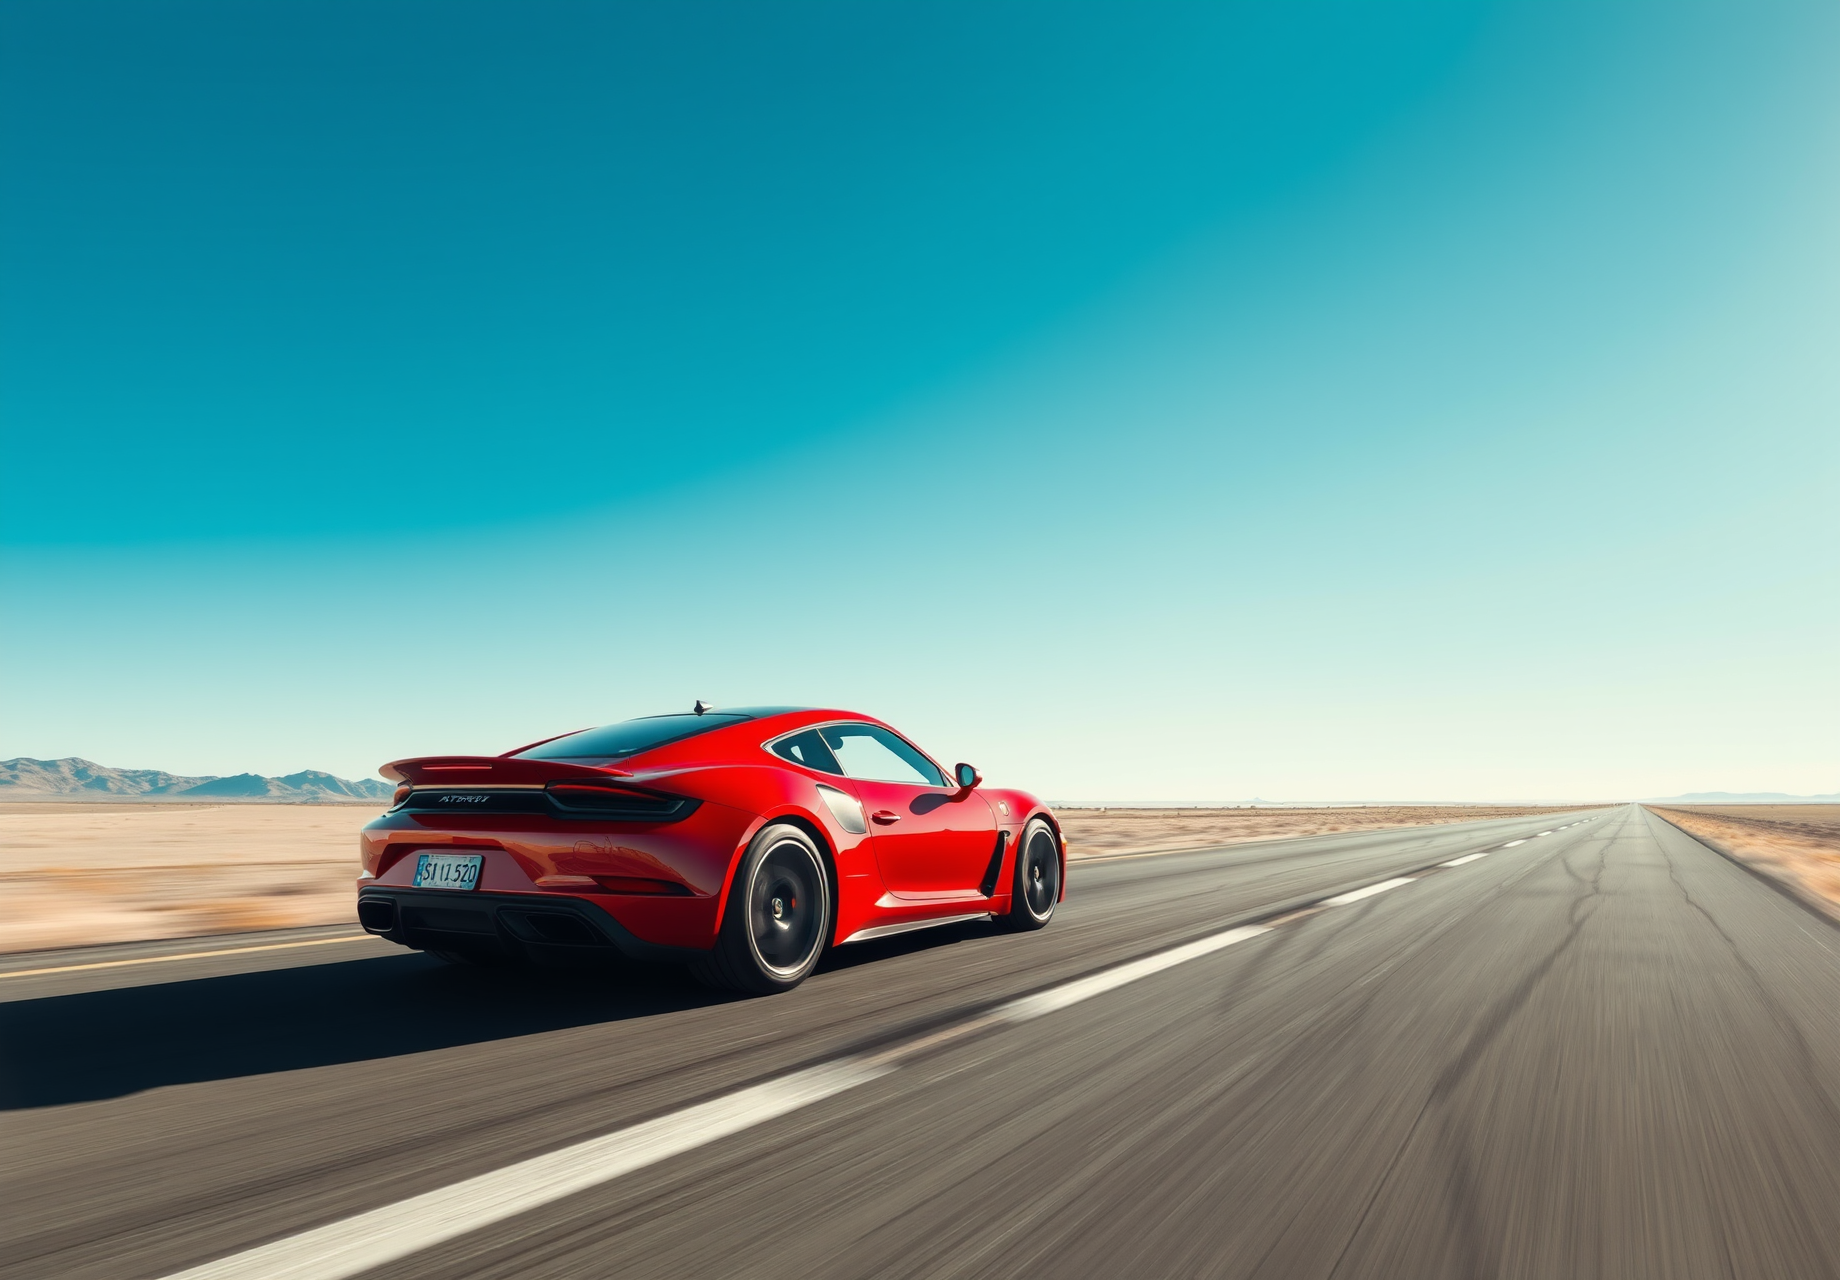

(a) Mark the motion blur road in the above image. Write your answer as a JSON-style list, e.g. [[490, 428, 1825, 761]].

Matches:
[[6, 805, 1840, 1279]]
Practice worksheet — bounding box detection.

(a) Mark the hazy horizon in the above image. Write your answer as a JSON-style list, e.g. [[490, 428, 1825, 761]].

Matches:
[[3, 753, 1834, 812]]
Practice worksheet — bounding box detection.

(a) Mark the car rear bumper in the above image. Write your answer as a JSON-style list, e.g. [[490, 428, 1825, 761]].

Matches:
[[357, 887, 706, 965]]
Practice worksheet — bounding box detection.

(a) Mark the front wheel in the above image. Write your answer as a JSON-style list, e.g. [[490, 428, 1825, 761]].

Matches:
[[692, 823, 833, 995], [1003, 818, 1061, 930]]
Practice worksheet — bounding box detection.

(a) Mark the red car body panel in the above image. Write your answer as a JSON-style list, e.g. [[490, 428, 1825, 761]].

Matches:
[[358, 708, 1062, 962]]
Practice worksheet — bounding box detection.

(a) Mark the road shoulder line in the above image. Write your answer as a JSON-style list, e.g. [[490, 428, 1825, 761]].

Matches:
[[0, 934, 371, 980]]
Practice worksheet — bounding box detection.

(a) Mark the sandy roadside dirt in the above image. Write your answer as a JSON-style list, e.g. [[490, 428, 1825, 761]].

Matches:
[[1648, 805, 1840, 922], [1, 800, 1582, 953], [0, 802, 374, 953]]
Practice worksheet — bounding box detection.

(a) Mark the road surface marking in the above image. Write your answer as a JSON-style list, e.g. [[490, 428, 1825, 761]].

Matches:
[[156, 1061, 885, 1280], [1502, 839, 1526, 847], [155, 919, 1277, 1280], [1441, 853, 1487, 867], [1536, 830, 1553, 836], [0, 935, 371, 980], [997, 925, 1271, 1022], [1322, 877, 1415, 906], [165, 829, 1569, 1280]]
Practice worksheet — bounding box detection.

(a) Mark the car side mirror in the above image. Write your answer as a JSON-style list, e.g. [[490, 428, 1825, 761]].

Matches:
[[955, 762, 981, 790]]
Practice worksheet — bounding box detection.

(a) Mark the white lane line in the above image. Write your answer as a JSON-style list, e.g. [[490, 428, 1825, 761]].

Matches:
[[997, 925, 1270, 1022], [158, 1063, 883, 1280], [157, 922, 1275, 1280], [1535, 830, 1554, 837], [1322, 877, 1415, 907], [1502, 839, 1526, 847], [0, 935, 370, 980], [1440, 853, 1487, 867]]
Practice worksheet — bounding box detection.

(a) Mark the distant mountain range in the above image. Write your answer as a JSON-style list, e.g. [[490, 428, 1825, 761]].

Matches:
[[0, 757, 392, 802], [1646, 791, 1840, 804]]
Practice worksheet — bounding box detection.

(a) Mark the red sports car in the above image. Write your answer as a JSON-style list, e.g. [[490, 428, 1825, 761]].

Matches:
[[356, 706, 1064, 993]]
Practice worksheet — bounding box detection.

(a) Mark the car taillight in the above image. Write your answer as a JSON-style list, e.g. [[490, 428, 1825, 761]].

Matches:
[[544, 782, 699, 822]]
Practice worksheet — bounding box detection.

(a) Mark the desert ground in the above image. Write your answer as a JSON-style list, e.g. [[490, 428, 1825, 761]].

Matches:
[[0, 802, 372, 953], [1648, 804, 1840, 923], [2, 799, 1588, 953]]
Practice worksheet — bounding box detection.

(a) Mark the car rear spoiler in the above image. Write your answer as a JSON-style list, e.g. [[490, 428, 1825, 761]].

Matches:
[[380, 755, 632, 785]]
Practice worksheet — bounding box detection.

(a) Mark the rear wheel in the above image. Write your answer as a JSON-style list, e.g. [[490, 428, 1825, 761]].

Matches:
[[1004, 818, 1061, 930], [692, 824, 832, 995]]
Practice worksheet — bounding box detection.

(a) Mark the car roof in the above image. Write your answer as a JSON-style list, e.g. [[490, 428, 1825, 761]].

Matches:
[[507, 706, 891, 765]]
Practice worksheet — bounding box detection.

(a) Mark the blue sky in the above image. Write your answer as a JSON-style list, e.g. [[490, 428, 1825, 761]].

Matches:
[[3, 0, 1836, 800]]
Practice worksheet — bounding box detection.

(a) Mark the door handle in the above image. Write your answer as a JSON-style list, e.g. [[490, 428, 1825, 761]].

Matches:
[[871, 810, 901, 825]]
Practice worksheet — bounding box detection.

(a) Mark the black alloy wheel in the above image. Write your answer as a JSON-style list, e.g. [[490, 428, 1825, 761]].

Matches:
[[1006, 818, 1061, 930], [693, 823, 833, 994], [747, 838, 825, 978]]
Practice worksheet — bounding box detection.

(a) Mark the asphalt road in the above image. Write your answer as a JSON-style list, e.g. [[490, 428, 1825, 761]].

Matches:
[[5, 804, 1840, 1279]]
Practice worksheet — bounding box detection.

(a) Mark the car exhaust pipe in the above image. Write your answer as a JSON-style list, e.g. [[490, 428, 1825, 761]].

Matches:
[[357, 898, 397, 933]]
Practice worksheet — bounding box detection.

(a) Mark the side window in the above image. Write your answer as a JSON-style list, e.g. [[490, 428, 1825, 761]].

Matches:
[[819, 724, 947, 787], [769, 728, 845, 776]]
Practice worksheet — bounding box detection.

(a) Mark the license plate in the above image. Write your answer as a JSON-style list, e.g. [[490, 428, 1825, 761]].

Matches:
[[413, 852, 483, 891]]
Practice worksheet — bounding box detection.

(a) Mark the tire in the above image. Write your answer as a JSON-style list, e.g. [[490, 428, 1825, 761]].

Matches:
[[691, 823, 833, 995], [1004, 818, 1061, 931]]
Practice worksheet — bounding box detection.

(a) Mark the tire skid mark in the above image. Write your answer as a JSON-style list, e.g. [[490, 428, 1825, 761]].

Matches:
[[1422, 833, 1607, 1280], [1323, 815, 1611, 1279]]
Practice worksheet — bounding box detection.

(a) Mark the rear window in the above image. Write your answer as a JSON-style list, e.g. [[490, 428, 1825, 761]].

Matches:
[[768, 728, 845, 776], [515, 713, 747, 761]]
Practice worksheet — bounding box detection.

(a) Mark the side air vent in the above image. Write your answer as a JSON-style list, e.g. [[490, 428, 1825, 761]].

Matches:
[[979, 829, 1010, 897]]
